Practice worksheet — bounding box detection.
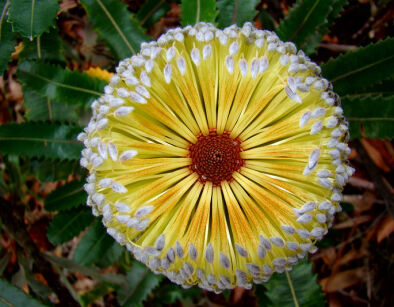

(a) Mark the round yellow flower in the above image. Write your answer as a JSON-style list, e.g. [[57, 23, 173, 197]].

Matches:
[[78, 22, 353, 292]]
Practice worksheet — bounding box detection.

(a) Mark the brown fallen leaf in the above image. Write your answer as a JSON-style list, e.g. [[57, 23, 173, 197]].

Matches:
[[320, 267, 366, 293], [361, 139, 391, 172], [335, 248, 367, 267], [333, 215, 372, 229], [343, 191, 376, 213], [376, 216, 394, 243]]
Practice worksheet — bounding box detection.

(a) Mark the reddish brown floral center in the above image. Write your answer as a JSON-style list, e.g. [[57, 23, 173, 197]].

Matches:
[[188, 131, 244, 186]]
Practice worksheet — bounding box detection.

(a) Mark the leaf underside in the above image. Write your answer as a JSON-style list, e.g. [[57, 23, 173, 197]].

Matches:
[[0, 1, 17, 75]]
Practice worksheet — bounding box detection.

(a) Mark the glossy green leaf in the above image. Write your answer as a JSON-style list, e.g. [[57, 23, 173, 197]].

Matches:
[[347, 78, 394, 98], [0, 277, 46, 307], [74, 221, 115, 266], [136, 0, 171, 28], [322, 37, 394, 95], [80, 0, 149, 60], [180, 0, 217, 26], [30, 159, 82, 182], [45, 180, 86, 212], [256, 261, 325, 307], [47, 206, 94, 245], [8, 0, 59, 39], [217, 0, 259, 28], [276, 0, 333, 54], [0, 1, 17, 75], [19, 28, 65, 63], [342, 95, 394, 139], [303, 0, 348, 55], [24, 89, 78, 122], [18, 61, 106, 108], [0, 121, 83, 160], [118, 261, 163, 307], [258, 9, 275, 31], [97, 242, 124, 268]]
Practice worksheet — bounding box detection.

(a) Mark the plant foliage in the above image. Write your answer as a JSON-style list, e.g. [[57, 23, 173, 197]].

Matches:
[[0, 0, 17, 75], [80, 0, 150, 60], [118, 261, 163, 307], [217, 0, 259, 28], [74, 221, 117, 266], [45, 180, 86, 212], [0, 121, 82, 160], [180, 0, 218, 26], [322, 37, 394, 96], [18, 61, 106, 107], [136, 0, 171, 29], [256, 261, 325, 307], [0, 277, 46, 306], [342, 95, 394, 139], [8, 0, 59, 39], [47, 206, 94, 245]]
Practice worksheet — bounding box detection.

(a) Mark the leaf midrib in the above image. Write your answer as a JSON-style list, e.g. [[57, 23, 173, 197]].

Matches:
[[330, 53, 394, 83], [289, 0, 321, 41], [94, 0, 135, 54], [47, 186, 84, 208], [19, 69, 102, 97], [50, 209, 89, 243], [0, 136, 80, 144], [123, 268, 149, 305]]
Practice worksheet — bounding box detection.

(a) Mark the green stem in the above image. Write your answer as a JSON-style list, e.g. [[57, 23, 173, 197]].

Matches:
[[285, 270, 299, 307]]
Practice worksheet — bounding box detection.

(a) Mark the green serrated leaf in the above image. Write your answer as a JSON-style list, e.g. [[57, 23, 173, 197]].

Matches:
[[45, 180, 86, 212], [347, 78, 394, 98], [97, 242, 125, 268], [322, 37, 394, 96], [136, 0, 171, 28], [303, 0, 348, 55], [118, 261, 163, 307], [342, 95, 394, 139], [0, 277, 47, 307], [18, 61, 106, 108], [19, 27, 65, 63], [276, 0, 333, 54], [0, 121, 82, 160], [30, 159, 82, 182], [256, 261, 325, 307], [180, 0, 218, 26], [0, 1, 17, 75], [24, 89, 78, 122], [47, 206, 94, 245], [217, 0, 259, 28], [80, 0, 150, 61], [258, 9, 275, 31], [74, 221, 115, 266], [8, 0, 59, 39]]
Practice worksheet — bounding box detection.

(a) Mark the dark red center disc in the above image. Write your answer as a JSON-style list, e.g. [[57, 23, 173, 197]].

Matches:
[[188, 131, 244, 186]]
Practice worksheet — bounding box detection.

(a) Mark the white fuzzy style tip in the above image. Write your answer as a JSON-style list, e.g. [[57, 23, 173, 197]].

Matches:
[[164, 64, 172, 84], [119, 150, 138, 161], [191, 48, 200, 66]]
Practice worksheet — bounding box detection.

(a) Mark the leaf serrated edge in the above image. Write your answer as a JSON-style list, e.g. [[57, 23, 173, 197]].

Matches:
[[322, 36, 394, 76]]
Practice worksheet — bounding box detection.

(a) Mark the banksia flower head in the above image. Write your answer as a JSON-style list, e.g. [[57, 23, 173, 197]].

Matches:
[[78, 22, 353, 292]]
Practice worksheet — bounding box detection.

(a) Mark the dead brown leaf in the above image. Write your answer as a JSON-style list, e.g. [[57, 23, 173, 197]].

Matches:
[[333, 215, 372, 229], [320, 267, 366, 292], [376, 216, 394, 243], [361, 139, 391, 172]]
